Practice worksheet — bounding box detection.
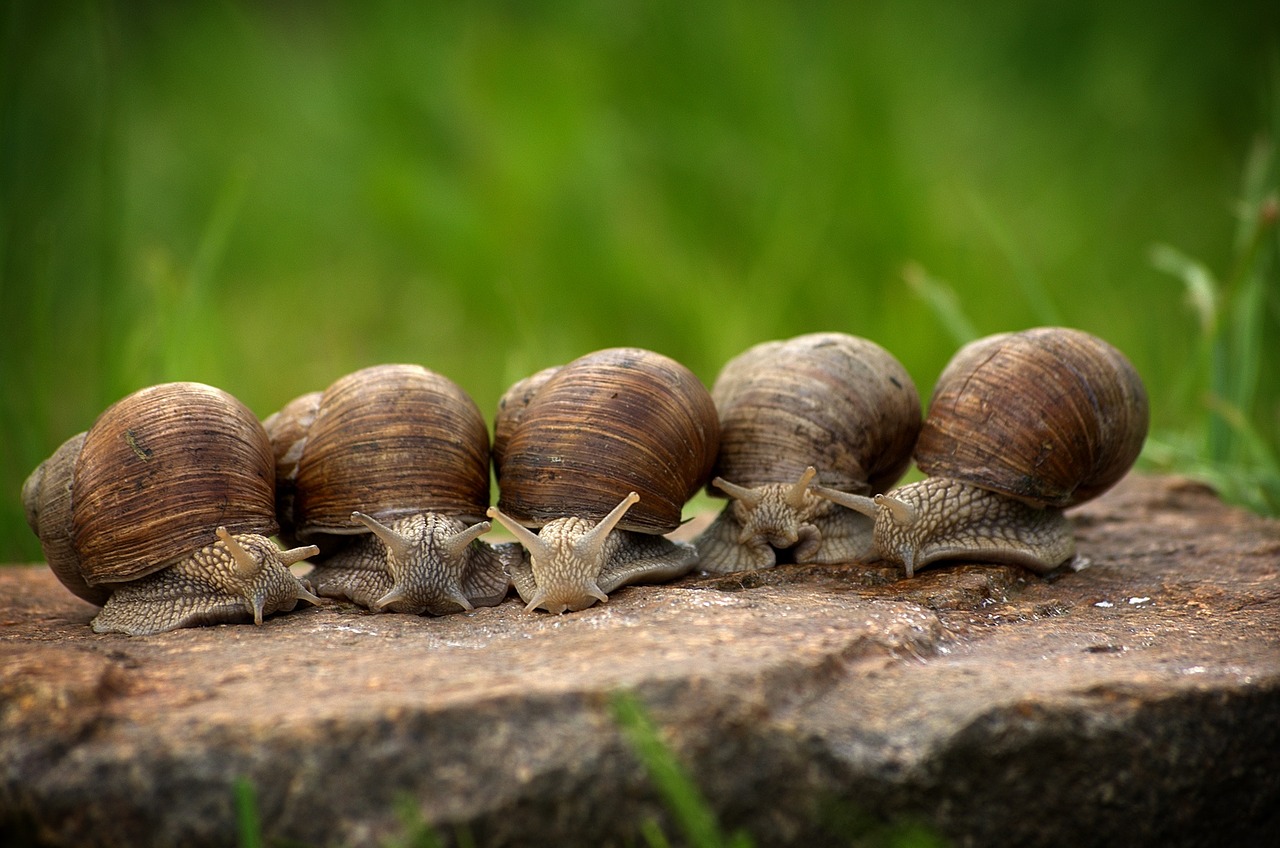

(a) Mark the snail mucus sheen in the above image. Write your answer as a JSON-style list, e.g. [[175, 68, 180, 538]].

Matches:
[[488, 348, 720, 613]]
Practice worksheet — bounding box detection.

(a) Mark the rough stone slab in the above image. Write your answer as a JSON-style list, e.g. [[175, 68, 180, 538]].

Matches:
[[1, 474, 1277, 847]]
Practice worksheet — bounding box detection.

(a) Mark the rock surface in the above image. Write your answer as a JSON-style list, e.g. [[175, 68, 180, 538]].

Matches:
[[1, 474, 1277, 847]]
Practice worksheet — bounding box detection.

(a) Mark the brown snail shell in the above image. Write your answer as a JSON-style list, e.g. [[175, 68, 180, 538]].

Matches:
[[74, 383, 281, 582], [915, 327, 1149, 509], [493, 348, 720, 533], [263, 389, 321, 537], [22, 432, 101, 604], [22, 382, 320, 635], [813, 327, 1149, 576], [272, 364, 492, 537], [263, 364, 508, 615], [695, 332, 921, 572], [488, 348, 720, 613], [709, 332, 921, 494], [491, 364, 559, 473]]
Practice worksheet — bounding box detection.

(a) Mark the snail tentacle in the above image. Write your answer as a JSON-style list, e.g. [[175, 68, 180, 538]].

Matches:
[[785, 466, 819, 510], [316, 513, 503, 615], [696, 334, 921, 571], [352, 511, 414, 564], [574, 492, 640, 570], [267, 364, 505, 617], [711, 477, 764, 507]]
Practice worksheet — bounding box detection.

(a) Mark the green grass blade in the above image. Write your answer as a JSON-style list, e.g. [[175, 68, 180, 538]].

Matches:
[[388, 795, 445, 848], [1220, 137, 1277, 458], [160, 162, 253, 381], [191, 160, 253, 294], [966, 189, 1062, 326], [234, 777, 263, 848], [1203, 393, 1280, 473], [1148, 241, 1233, 460], [611, 690, 750, 848], [1149, 243, 1219, 336], [902, 262, 978, 346], [639, 818, 674, 848]]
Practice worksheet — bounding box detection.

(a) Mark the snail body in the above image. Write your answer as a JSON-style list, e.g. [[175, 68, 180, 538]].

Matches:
[[264, 364, 510, 615], [22, 383, 321, 635], [695, 333, 921, 572], [813, 327, 1149, 576], [487, 348, 720, 613]]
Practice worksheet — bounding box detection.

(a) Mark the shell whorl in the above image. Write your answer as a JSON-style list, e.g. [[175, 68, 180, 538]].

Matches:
[[493, 347, 720, 534], [261, 390, 321, 533], [22, 431, 107, 604], [709, 332, 921, 494], [491, 365, 560, 472], [914, 327, 1149, 509], [24, 382, 279, 597], [267, 364, 492, 540]]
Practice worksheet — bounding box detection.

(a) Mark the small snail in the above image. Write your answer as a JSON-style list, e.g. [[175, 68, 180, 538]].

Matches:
[[813, 327, 1149, 575], [264, 364, 510, 616], [694, 332, 921, 572], [487, 348, 720, 613], [22, 382, 321, 636]]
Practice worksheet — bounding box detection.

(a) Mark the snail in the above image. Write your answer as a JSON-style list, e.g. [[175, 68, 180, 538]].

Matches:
[[263, 364, 511, 616], [694, 332, 922, 572], [21, 382, 322, 636], [487, 348, 720, 613], [812, 327, 1149, 576]]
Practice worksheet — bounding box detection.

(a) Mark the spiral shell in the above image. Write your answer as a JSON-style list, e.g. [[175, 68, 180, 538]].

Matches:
[[491, 365, 559, 473], [22, 382, 280, 602], [915, 326, 1149, 509], [493, 348, 720, 533], [22, 432, 101, 604], [266, 363, 492, 540], [709, 332, 921, 494]]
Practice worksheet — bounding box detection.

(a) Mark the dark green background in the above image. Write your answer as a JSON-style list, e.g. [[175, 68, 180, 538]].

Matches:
[[3, 0, 1277, 562]]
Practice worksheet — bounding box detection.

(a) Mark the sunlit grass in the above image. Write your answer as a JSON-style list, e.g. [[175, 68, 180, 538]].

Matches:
[[904, 135, 1280, 516], [902, 262, 978, 347], [1145, 137, 1280, 513]]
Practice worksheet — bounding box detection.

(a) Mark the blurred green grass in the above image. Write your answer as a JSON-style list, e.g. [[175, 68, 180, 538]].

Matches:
[[2, 0, 1277, 562]]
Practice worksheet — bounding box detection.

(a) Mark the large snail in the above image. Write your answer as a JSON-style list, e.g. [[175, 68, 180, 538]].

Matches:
[[22, 382, 321, 636], [487, 348, 720, 613], [694, 332, 922, 572], [263, 364, 510, 616], [813, 327, 1149, 575]]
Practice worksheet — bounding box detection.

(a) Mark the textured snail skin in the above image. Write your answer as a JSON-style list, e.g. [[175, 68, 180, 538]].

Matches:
[[90, 531, 321, 636], [488, 493, 697, 614], [814, 477, 1076, 577], [23, 382, 322, 634], [491, 349, 719, 610], [696, 469, 875, 572], [309, 513, 511, 615], [506, 522, 697, 615], [264, 364, 507, 617], [696, 333, 921, 572], [808, 327, 1146, 578]]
